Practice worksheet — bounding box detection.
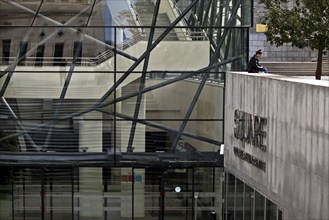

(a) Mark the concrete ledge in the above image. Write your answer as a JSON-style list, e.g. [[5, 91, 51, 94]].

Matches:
[[231, 72, 329, 87]]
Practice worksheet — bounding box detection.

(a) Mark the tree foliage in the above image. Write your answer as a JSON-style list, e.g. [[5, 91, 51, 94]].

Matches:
[[259, 0, 329, 79]]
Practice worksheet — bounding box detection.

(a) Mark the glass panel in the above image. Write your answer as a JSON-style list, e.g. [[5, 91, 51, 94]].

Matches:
[[0, 0, 252, 217], [0, 167, 13, 220], [143, 78, 195, 121], [266, 199, 277, 220], [145, 129, 170, 152], [213, 168, 224, 220], [278, 209, 283, 220], [194, 167, 219, 220], [174, 0, 252, 27], [177, 135, 221, 152], [18, 41, 28, 66], [103, 167, 130, 220], [44, 168, 73, 220], [144, 168, 161, 219], [14, 168, 42, 220], [35, 44, 45, 66], [255, 191, 265, 220], [244, 185, 253, 220], [185, 79, 224, 143], [76, 167, 104, 219], [2, 39, 11, 65], [235, 179, 244, 219], [0, 1, 36, 26], [226, 173, 235, 220], [164, 168, 193, 220], [36, 1, 93, 26], [133, 168, 146, 218]]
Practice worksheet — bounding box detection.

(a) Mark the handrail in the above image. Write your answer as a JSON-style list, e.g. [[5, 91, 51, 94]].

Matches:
[[0, 57, 96, 67], [128, 0, 144, 32], [170, 0, 192, 39], [92, 32, 144, 65]]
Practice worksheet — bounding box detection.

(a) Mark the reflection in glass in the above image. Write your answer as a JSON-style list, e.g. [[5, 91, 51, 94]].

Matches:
[[18, 41, 28, 66], [244, 184, 253, 220], [2, 39, 11, 65], [35, 44, 45, 66], [0, 167, 13, 220], [266, 199, 277, 220], [255, 191, 265, 220], [226, 173, 235, 220], [164, 169, 192, 219], [0, 0, 252, 217], [195, 168, 214, 219], [278, 209, 283, 220], [235, 179, 244, 219]]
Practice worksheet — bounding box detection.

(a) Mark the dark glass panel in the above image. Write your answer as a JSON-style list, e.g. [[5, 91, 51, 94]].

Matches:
[[226, 173, 235, 220], [1, 39, 11, 65], [235, 178, 244, 219], [266, 199, 277, 220], [35, 44, 45, 66], [244, 185, 253, 220], [255, 191, 265, 220], [18, 41, 28, 66]]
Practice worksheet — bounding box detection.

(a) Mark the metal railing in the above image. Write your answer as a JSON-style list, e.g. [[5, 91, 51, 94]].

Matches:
[[91, 32, 144, 65], [170, 0, 208, 41], [0, 56, 96, 67]]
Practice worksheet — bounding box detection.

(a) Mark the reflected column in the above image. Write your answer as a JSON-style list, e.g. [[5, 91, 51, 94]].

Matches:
[[79, 111, 103, 220], [119, 82, 145, 218]]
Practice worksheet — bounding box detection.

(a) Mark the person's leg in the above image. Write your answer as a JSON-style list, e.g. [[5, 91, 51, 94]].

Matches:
[[263, 67, 268, 73]]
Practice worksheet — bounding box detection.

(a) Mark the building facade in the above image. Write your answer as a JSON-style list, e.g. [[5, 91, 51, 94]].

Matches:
[[224, 72, 329, 219], [250, 0, 320, 62], [1, 0, 252, 219]]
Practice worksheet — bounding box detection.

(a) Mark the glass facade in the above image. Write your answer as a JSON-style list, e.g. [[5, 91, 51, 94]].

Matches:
[[1, 167, 224, 219], [1, 0, 252, 219], [224, 172, 283, 220]]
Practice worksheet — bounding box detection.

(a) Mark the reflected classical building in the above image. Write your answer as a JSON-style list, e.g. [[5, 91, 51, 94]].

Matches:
[[2, 1, 328, 220], [1, 0, 251, 219]]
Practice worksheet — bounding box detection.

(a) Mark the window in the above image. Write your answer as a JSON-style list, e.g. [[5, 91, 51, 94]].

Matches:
[[235, 179, 244, 219], [35, 45, 45, 66], [278, 209, 283, 220], [244, 185, 253, 220], [266, 199, 277, 220], [53, 43, 64, 66], [226, 173, 235, 220], [18, 42, 28, 66], [255, 191, 265, 220], [2, 39, 11, 65], [73, 41, 82, 64]]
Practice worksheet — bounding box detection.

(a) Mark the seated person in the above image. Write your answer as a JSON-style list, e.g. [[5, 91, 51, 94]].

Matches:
[[247, 49, 268, 73]]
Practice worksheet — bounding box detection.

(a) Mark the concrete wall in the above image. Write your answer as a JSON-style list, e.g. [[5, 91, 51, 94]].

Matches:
[[224, 72, 329, 219]]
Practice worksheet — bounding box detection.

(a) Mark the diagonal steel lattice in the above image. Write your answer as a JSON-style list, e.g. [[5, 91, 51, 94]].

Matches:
[[0, 0, 249, 166]]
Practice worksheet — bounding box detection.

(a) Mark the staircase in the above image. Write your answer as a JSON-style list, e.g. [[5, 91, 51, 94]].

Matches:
[[134, 0, 179, 41], [88, 0, 182, 65]]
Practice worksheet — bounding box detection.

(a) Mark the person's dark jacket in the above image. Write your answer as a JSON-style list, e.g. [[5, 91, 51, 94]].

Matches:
[[247, 55, 264, 73]]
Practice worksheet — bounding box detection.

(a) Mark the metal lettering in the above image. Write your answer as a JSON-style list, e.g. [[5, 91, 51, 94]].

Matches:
[[233, 147, 266, 172], [234, 110, 267, 151]]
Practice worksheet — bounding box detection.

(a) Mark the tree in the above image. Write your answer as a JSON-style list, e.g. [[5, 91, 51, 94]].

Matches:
[[259, 0, 329, 80]]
